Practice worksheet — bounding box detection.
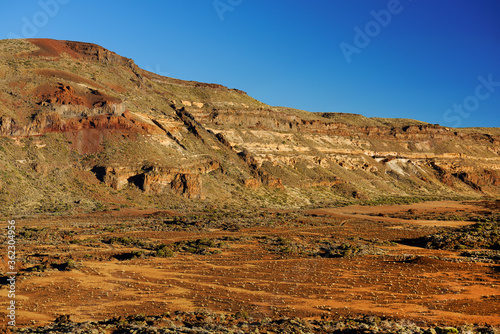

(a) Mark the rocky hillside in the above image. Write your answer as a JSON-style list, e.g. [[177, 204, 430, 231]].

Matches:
[[0, 38, 499, 215]]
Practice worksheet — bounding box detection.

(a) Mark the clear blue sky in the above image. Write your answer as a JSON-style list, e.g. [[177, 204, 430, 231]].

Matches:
[[1, 0, 499, 128]]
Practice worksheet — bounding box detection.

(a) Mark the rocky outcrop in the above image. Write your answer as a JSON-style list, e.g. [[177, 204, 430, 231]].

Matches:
[[64, 40, 134, 66], [206, 108, 500, 145], [199, 107, 500, 196], [453, 169, 500, 191], [92, 161, 220, 199], [26, 112, 160, 136], [0, 109, 161, 138], [243, 178, 261, 189], [1, 38, 499, 212], [235, 149, 284, 188], [170, 174, 202, 198], [0, 116, 19, 136], [35, 82, 121, 109]]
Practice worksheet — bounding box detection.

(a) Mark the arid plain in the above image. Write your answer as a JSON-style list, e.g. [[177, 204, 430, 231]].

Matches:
[[0, 39, 499, 332]]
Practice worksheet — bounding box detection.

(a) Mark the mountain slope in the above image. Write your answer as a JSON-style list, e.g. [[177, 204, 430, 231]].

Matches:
[[0, 38, 499, 215]]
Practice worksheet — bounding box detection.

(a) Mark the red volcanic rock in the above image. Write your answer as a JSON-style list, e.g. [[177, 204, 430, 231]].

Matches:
[[455, 170, 500, 190], [34, 82, 121, 109], [258, 170, 284, 189], [24, 38, 84, 59], [171, 173, 203, 199], [64, 40, 135, 66], [37, 83, 84, 106], [21, 112, 161, 139], [24, 39, 134, 67]]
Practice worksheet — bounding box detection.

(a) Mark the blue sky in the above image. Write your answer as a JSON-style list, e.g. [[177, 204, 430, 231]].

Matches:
[[1, 0, 499, 128]]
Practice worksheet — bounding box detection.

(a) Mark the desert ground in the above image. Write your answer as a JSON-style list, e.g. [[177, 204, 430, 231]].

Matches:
[[1, 200, 499, 332]]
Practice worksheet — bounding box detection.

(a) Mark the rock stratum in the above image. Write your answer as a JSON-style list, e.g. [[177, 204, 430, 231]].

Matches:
[[0, 38, 499, 215]]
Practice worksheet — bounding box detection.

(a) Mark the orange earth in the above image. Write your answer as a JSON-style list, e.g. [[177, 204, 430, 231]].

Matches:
[[1, 200, 499, 328]]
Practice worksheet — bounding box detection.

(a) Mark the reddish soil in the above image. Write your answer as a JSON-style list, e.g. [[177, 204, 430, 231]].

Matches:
[[34, 69, 107, 90], [308, 201, 481, 227], [28, 112, 162, 153], [23, 39, 84, 59], [34, 82, 120, 109], [1, 200, 499, 328], [64, 128, 107, 155]]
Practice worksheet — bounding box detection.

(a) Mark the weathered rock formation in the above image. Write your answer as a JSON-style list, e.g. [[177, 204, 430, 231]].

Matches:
[[91, 160, 219, 199], [92, 161, 220, 199], [0, 38, 498, 213]]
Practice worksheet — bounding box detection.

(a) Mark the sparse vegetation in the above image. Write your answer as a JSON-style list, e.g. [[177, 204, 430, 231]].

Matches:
[[317, 241, 385, 258], [170, 238, 224, 255], [14, 312, 500, 333], [1, 39, 500, 331], [2, 200, 499, 330], [412, 220, 500, 251], [153, 244, 175, 257]]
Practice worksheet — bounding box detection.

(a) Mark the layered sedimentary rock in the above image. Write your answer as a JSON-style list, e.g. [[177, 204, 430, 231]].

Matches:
[[0, 38, 498, 212], [92, 160, 220, 199]]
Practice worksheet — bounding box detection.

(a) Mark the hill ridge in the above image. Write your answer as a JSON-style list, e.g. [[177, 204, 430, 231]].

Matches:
[[0, 38, 498, 215]]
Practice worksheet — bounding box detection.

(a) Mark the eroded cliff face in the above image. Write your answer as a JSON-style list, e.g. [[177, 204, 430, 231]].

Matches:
[[0, 38, 498, 213], [92, 160, 220, 199], [181, 107, 499, 197]]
